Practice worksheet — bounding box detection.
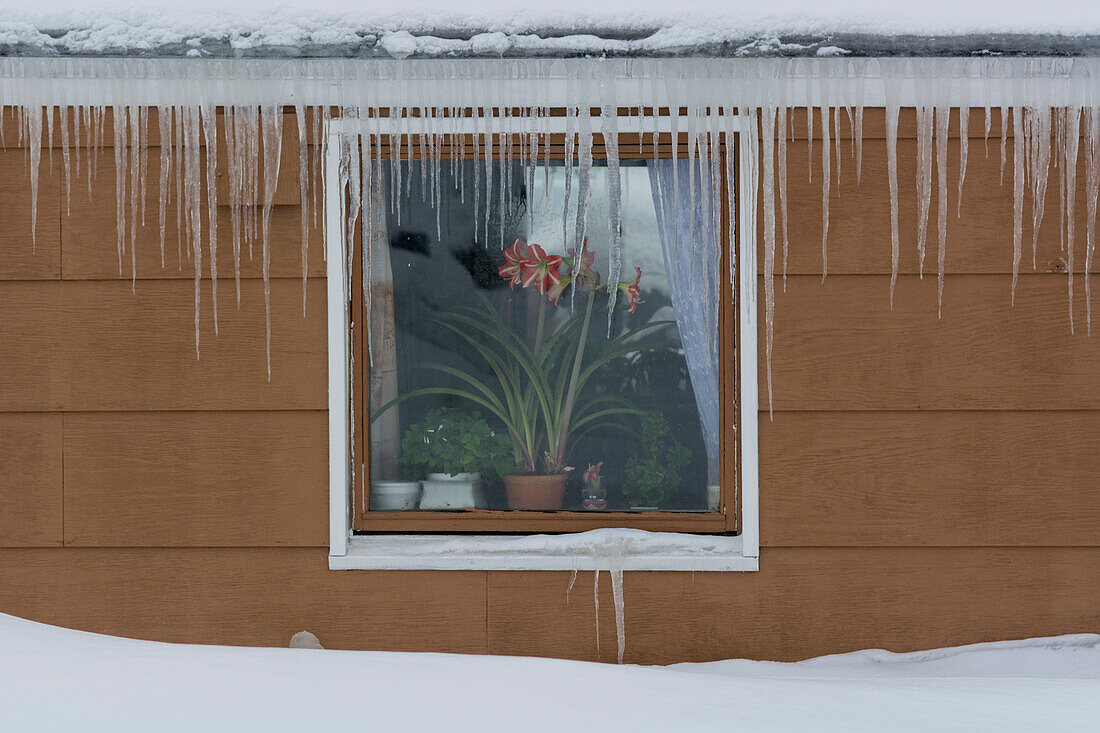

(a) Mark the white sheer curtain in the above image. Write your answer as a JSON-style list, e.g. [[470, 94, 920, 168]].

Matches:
[[647, 159, 721, 485]]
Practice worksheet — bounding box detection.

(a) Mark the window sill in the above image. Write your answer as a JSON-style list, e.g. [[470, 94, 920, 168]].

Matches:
[[328, 528, 758, 572]]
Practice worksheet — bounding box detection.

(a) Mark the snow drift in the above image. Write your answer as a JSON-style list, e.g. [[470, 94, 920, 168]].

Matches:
[[1, 612, 1099, 732]]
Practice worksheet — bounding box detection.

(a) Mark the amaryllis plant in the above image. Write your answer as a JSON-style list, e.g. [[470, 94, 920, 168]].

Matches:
[[374, 238, 666, 476]]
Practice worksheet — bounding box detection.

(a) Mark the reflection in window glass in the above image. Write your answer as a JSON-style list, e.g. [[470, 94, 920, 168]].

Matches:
[[367, 159, 719, 512]]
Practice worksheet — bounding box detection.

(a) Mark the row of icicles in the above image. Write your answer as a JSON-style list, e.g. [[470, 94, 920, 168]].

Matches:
[[7, 102, 1100, 403], [757, 103, 1100, 412]]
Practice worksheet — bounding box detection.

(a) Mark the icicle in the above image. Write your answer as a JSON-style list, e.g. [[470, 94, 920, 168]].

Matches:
[[363, 125, 375, 368], [157, 106, 171, 268], [483, 108, 493, 247], [112, 107, 128, 274], [593, 569, 600, 655], [224, 106, 242, 302], [174, 104, 185, 270], [935, 105, 949, 316], [854, 80, 865, 187], [884, 77, 901, 306], [777, 105, 789, 287], [834, 105, 842, 184], [1085, 106, 1100, 334], [128, 105, 140, 288], [472, 107, 481, 244], [685, 89, 699, 275], [600, 68, 622, 332], [183, 105, 203, 357], [45, 104, 54, 174], [1031, 107, 1053, 270], [139, 105, 149, 229], [665, 68, 681, 255], [498, 107, 509, 250], [25, 105, 42, 253], [1001, 100, 1010, 185], [261, 106, 284, 379], [760, 105, 777, 417], [915, 105, 933, 278], [59, 104, 71, 215], [708, 108, 722, 338], [296, 103, 310, 315], [609, 563, 625, 665], [958, 105, 970, 217], [561, 100, 575, 257], [820, 97, 831, 280], [201, 103, 219, 333], [984, 104, 992, 157], [1057, 109, 1067, 256], [311, 106, 322, 231], [566, 568, 577, 605], [806, 77, 814, 183], [1012, 107, 1025, 303], [724, 104, 737, 308], [1065, 106, 1080, 334], [73, 105, 83, 193], [574, 107, 593, 257]]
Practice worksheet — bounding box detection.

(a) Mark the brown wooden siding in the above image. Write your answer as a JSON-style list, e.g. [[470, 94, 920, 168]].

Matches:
[[0, 108, 1099, 665]]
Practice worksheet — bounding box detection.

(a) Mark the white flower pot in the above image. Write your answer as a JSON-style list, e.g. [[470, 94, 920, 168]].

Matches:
[[420, 472, 483, 509], [370, 481, 421, 511]]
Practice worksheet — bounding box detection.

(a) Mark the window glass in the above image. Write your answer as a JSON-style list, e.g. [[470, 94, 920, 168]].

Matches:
[[366, 157, 718, 512]]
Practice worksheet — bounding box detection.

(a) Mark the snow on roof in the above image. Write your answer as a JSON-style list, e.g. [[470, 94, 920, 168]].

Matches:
[[3, 0, 1100, 59]]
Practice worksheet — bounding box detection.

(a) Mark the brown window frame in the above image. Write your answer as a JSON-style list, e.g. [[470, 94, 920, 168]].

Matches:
[[350, 111, 740, 535]]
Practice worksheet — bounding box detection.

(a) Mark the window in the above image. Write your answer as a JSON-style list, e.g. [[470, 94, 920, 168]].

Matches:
[[327, 109, 759, 570]]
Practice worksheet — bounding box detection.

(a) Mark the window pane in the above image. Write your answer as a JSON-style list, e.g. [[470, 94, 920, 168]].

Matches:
[[366, 157, 718, 512]]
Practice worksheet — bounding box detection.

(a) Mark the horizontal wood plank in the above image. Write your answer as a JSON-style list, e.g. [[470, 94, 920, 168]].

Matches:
[[64, 411, 328, 547], [0, 548, 486, 652], [488, 547, 1100, 663], [357, 510, 725, 533], [0, 151, 61, 280], [760, 411, 1100, 547], [761, 273, 1100, 411], [0, 279, 326, 411], [63, 152, 322, 280], [759, 136, 1092, 275], [0, 414, 62, 547]]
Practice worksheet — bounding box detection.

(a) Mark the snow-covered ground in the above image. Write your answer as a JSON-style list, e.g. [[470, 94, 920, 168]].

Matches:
[[2, 611, 1098, 731]]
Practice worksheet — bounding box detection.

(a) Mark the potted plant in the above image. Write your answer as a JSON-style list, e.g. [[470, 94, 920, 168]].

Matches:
[[581, 461, 607, 510], [623, 412, 691, 510], [375, 238, 667, 510], [400, 407, 513, 509], [369, 480, 422, 511]]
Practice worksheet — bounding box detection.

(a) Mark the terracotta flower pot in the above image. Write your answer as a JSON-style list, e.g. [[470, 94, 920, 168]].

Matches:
[[503, 473, 568, 510]]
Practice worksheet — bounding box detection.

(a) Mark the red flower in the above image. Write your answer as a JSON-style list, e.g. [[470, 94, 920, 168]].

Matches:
[[570, 238, 600, 289], [547, 277, 569, 305], [618, 267, 643, 313], [498, 239, 531, 289], [583, 461, 603, 487], [520, 243, 563, 295], [548, 239, 601, 305]]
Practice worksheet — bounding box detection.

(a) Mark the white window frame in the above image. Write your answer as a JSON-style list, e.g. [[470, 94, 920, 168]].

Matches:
[[326, 111, 759, 572]]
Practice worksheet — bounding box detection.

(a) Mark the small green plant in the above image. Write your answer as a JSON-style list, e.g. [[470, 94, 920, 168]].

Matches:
[[623, 412, 691, 508], [401, 407, 514, 479]]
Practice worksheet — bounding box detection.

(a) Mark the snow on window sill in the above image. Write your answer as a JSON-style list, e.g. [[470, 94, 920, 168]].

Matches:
[[328, 528, 758, 572]]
